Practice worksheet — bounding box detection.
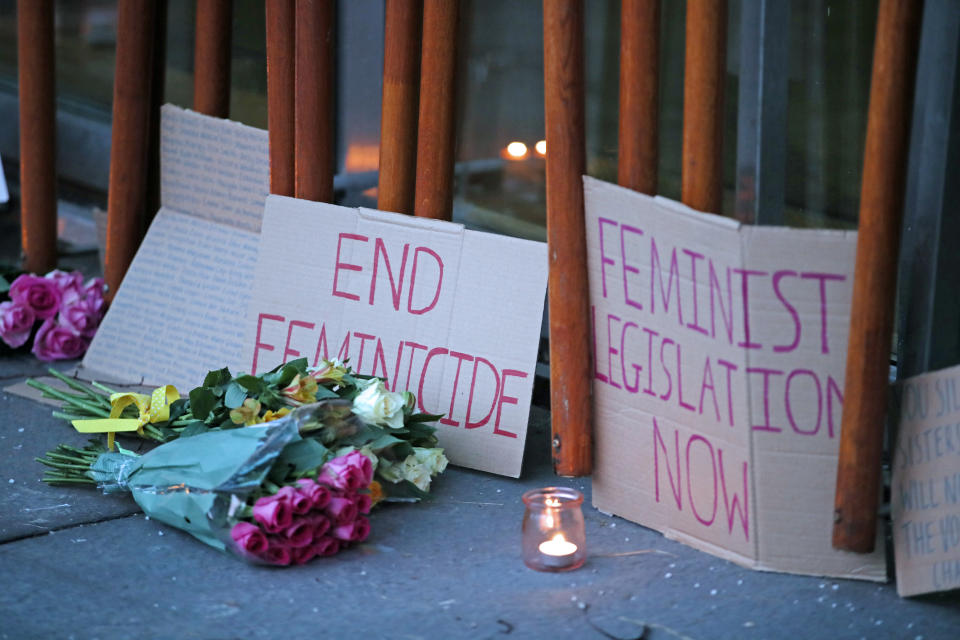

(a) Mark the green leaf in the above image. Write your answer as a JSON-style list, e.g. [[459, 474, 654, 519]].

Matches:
[[203, 367, 232, 388], [378, 478, 431, 502], [405, 412, 445, 424], [188, 388, 218, 421], [234, 374, 265, 394], [313, 385, 339, 400], [274, 359, 308, 389], [166, 398, 189, 423], [367, 433, 406, 452], [277, 439, 329, 474], [224, 381, 248, 409], [179, 422, 210, 438]]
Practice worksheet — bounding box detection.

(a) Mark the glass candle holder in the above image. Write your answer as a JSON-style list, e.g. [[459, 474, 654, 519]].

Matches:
[[521, 487, 586, 572]]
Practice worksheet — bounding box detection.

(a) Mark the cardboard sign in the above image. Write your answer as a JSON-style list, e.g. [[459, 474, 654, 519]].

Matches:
[[585, 177, 886, 580], [892, 363, 960, 596], [79, 105, 269, 388], [242, 196, 548, 477]]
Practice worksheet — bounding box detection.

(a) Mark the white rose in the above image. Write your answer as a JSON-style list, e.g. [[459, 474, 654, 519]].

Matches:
[[352, 379, 406, 428], [413, 447, 448, 475]]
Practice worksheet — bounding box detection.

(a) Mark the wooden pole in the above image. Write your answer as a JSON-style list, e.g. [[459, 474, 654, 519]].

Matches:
[[193, 0, 232, 118], [681, 0, 726, 213], [266, 0, 295, 197], [544, 0, 592, 476], [618, 0, 659, 194], [833, 0, 922, 554], [295, 0, 335, 203], [413, 0, 458, 220], [104, 0, 156, 301], [16, 0, 57, 274], [378, 0, 423, 214]]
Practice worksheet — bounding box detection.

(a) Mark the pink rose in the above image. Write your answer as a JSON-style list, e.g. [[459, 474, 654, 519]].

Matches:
[[83, 277, 106, 310], [283, 520, 314, 548], [31, 319, 89, 361], [10, 274, 62, 319], [0, 301, 35, 348], [291, 544, 317, 565], [276, 485, 311, 515], [45, 270, 84, 305], [262, 539, 292, 566], [333, 517, 370, 543], [353, 492, 372, 515], [319, 451, 373, 491], [325, 496, 358, 526], [296, 478, 331, 510], [230, 521, 268, 556], [252, 494, 293, 533], [57, 298, 102, 338], [309, 514, 331, 538], [311, 536, 340, 558]]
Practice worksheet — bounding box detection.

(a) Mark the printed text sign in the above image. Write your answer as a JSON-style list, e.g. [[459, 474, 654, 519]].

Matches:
[[243, 197, 548, 477], [586, 178, 886, 580]]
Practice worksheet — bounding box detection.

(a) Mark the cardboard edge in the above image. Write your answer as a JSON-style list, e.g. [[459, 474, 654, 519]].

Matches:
[[357, 207, 466, 234]]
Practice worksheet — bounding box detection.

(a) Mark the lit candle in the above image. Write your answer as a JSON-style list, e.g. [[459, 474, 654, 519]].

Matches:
[[539, 533, 577, 557], [522, 487, 586, 571]]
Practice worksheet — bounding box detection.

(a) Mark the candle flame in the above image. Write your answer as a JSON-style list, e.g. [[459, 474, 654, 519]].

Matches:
[[550, 533, 566, 544], [505, 141, 528, 159], [535, 139, 547, 156]]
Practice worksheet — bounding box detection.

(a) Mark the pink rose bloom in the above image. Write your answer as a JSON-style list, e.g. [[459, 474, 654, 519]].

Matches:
[[309, 514, 331, 538], [252, 494, 293, 533], [10, 274, 62, 319], [295, 478, 331, 510], [319, 451, 373, 491], [0, 301, 35, 348], [333, 517, 370, 543], [83, 277, 106, 311], [353, 493, 372, 515], [45, 270, 84, 305], [230, 521, 268, 556], [283, 520, 314, 548], [276, 485, 311, 515], [31, 319, 89, 361], [325, 496, 358, 525], [311, 536, 340, 558], [57, 298, 102, 338], [262, 539, 292, 566], [291, 544, 317, 565]]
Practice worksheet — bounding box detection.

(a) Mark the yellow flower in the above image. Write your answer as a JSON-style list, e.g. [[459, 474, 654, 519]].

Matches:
[[229, 398, 262, 425], [309, 359, 349, 385], [262, 407, 291, 422], [368, 480, 386, 506], [282, 374, 319, 405]]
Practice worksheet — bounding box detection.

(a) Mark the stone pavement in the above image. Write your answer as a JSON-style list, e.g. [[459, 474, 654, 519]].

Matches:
[[1, 351, 959, 640]]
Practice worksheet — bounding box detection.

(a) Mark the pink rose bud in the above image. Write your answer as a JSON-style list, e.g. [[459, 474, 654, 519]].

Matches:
[[318, 451, 373, 491], [0, 301, 35, 349], [276, 485, 311, 515], [31, 319, 89, 362], [353, 493, 372, 515], [57, 299, 102, 339], [295, 478, 331, 510], [10, 274, 62, 319], [231, 521, 269, 556], [262, 540, 293, 566], [253, 495, 293, 533], [291, 544, 318, 565], [309, 513, 331, 539], [311, 536, 340, 558], [283, 520, 314, 548], [45, 270, 84, 305], [325, 496, 358, 526], [333, 517, 370, 543]]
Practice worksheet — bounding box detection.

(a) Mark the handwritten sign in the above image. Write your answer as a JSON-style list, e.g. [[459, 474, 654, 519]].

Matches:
[[243, 196, 548, 477], [892, 364, 960, 596], [79, 106, 268, 387], [585, 177, 886, 580]]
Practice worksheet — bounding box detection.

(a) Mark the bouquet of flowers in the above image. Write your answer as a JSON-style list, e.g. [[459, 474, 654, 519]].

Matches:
[[38, 405, 380, 565], [0, 269, 106, 360], [32, 357, 448, 501]]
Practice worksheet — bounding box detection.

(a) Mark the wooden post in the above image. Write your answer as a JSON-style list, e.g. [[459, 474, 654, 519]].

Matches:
[[833, 0, 922, 554], [194, 0, 232, 118], [16, 0, 57, 274], [266, 0, 295, 197], [295, 0, 335, 203], [413, 0, 458, 220], [618, 0, 659, 194], [544, 0, 592, 476], [378, 0, 423, 214], [681, 0, 726, 213], [104, 0, 156, 301]]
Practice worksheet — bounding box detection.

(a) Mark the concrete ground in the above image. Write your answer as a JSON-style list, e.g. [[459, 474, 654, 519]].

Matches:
[[0, 201, 959, 639]]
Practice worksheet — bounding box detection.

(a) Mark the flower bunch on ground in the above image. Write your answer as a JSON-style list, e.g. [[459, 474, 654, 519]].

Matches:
[[0, 269, 106, 360]]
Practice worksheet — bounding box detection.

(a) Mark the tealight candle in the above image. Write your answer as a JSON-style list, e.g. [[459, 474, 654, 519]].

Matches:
[[522, 487, 586, 572]]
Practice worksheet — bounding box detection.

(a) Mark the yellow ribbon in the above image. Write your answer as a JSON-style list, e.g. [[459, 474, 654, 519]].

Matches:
[[72, 385, 180, 450]]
